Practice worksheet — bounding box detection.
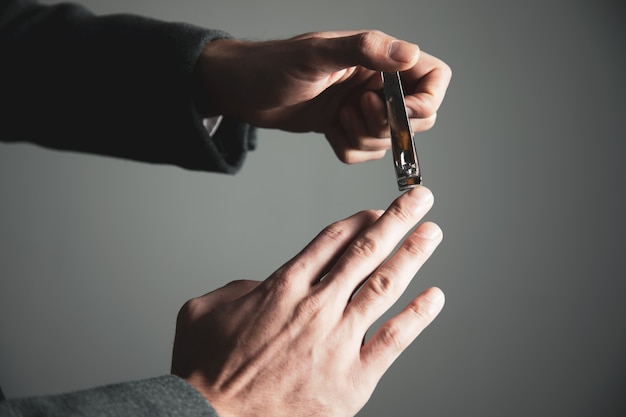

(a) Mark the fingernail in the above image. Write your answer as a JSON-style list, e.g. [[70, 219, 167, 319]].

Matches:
[[424, 287, 445, 309], [388, 41, 419, 63], [417, 222, 442, 240], [407, 186, 434, 206]]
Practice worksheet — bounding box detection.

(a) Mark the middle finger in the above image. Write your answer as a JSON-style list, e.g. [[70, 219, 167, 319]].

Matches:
[[319, 186, 434, 302]]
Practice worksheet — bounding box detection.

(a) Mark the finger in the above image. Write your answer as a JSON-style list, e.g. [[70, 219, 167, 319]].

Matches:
[[340, 104, 390, 151], [270, 210, 383, 288], [346, 221, 443, 329], [410, 113, 437, 133], [306, 31, 421, 74], [325, 124, 387, 164], [321, 186, 434, 298], [360, 287, 445, 376], [361, 92, 438, 137], [289, 30, 373, 41], [361, 91, 390, 139], [402, 51, 452, 118]]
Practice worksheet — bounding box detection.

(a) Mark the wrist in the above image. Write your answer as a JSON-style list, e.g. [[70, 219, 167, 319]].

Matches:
[[184, 374, 237, 417], [194, 38, 242, 118]]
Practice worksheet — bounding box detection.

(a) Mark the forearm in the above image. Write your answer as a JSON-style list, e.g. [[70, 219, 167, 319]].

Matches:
[[0, 375, 220, 417], [0, 0, 255, 173]]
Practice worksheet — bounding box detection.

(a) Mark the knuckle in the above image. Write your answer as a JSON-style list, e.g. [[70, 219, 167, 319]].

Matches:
[[332, 145, 353, 164], [292, 31, 320, 40], [351, 233, 379, 258], [366, 271, 395, 298], [294, 292, 325, 322], [355, 30, 387, 59], [276, 254, 311, 280], [177, 297, 202, 323], [407, 299, 435, 322], [356, 32, 375, 55], [402, 235, 429, 259], [340, 150, 361, 165], [320, 221, 349, 243], [386, 201, 417, 224], [378, 323, 404, 351], [361, 209, 384, 224], [265, 272, 292, 297]]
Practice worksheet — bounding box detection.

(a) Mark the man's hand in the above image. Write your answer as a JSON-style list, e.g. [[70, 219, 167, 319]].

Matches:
[[195, 30, 452, 163], [171, 186, 445, 417]]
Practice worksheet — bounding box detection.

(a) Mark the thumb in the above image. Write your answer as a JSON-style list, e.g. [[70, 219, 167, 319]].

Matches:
[[309, 31, 420, 73]]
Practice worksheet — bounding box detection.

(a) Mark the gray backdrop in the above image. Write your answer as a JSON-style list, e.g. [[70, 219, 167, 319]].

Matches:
[[1, 0, 624, 416]]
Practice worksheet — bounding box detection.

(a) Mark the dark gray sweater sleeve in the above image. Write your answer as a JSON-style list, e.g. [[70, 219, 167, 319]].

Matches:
[[0, 375, 220, 417], [0, 0, 256, 174]]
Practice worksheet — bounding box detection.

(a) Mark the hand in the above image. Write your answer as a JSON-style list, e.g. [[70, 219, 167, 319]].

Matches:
[[171, 186, 445, 417], [195, 30, 452, 163]]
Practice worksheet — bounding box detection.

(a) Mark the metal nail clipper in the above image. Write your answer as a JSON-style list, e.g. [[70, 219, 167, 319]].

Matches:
[[382, 71, 422, 191]]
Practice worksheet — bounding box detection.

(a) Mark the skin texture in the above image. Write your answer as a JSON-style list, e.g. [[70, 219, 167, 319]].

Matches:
[[196, 30, 451, 163], [172, 186, 445, 417]]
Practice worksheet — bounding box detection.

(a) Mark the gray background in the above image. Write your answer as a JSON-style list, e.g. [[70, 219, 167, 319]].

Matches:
[[1, 0, 624, 416]]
